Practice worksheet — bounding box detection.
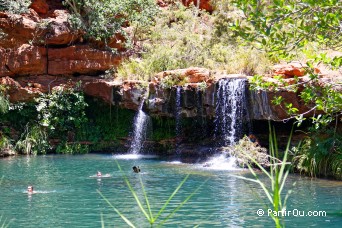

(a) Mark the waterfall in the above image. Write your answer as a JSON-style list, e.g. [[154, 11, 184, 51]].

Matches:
[[175, 86, 182, 154], [214, 78, 248, 146], [128, 100, 150, 154]]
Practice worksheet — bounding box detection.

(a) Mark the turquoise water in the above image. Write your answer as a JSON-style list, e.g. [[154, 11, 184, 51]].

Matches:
[[0, 154, 341, 227]]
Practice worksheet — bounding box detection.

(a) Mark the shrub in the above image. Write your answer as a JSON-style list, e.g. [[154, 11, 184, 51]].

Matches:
[[56, 141, 89, 154], [15, 124, 50, 155], [0, 0, 31, 14], [0, 135, 15, 156], [63, 0, 158, 46], [0, 86, 9, 114], [35, 85, 88, 140], [227, 135, 269, 168], [292, 127, 342, 180], [116, 3, 272, 81]]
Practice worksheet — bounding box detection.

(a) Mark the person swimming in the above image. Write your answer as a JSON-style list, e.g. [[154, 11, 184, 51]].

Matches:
[[27, 186, 33, 193], [132, 166, 141, 173]]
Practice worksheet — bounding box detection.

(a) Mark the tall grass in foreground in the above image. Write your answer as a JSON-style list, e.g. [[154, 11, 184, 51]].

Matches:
[[233, 124, 294, 228], [98, 161, 208, 227]]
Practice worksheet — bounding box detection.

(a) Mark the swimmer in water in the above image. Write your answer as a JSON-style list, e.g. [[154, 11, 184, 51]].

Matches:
[[132, 166, 141, 173], [27, 186, 33, 193], [97, 171, 102, 177]]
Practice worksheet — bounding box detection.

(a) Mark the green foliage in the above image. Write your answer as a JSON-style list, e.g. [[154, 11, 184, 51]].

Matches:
[[56, 141, 89, 154], [0, 135, 14, 156], [0, 102, 38, 141], [0, 86, 9, 114], [98, 160, 208, 227], [63, 0, 158, 45], [116, 4, 272, 81], [76, 98, 135, 151], [149, 117, 176, 141], [160, 74, 188, 89], [292, 127, 342, 180], [233, 124, 294, 228], [36, 86, 88, 140], [230, 0, 342, 59], [15, 124, 49, 155], [0, 0, 31, 14]]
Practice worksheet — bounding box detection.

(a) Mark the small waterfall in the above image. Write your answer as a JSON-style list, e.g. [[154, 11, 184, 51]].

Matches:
[[214, 78, 248, 146], [175, 86, 182, 154], [128, 100, 150, 154]]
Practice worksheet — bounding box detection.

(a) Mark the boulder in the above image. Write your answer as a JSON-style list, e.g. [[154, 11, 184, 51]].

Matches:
[[30, 0, 49, 14], [181, 0, 214, 12], [0, 13, 37, 48], [273, 62, 321, 78], [83, 80, 118, 104], [153, 67, 211, 84], [45, 10, 81, 45]]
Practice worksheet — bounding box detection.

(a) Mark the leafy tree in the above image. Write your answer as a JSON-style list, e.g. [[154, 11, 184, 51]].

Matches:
[[229, 0, 342, 126], [230, 0, 342, 59], [63, 0, 158, 47], [35, 85, 88, 141]]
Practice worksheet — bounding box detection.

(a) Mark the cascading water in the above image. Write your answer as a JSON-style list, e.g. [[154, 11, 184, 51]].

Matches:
[[128, 99, 150, 154], [175, 86, 182, 154], [214, 78, 249, 146]]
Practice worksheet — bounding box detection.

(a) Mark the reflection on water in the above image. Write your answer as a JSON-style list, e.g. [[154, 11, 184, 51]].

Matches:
[[0, 154, 341, 227]]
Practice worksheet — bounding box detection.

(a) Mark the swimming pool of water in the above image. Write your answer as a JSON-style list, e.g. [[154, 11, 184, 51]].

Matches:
[[0, 154, 341, 227]]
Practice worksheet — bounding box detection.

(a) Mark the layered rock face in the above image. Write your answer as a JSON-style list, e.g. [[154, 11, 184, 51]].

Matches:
[[1, 1, 338, 122], [0, 6, 122, 77]]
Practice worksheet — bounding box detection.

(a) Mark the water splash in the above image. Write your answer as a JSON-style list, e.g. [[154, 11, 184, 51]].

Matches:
[[200, 154, 241, 171], [128, 100, 151, 154], [214, 78, 248, 146]]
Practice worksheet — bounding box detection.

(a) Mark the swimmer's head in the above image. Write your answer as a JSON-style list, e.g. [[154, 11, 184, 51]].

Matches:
[[27, 186, 33, 192]]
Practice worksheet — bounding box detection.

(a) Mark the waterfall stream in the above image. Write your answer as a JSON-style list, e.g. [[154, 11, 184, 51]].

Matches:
[[128, 99, 150, 154], [214, 78, 248, 146], [175, 86, 182, 154]]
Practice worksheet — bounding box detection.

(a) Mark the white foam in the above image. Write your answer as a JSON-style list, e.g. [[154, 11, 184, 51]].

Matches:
[[199, 154, 242, 171], [89, 174, 111, 178], [112, 154, 158, 160], [24, 190, 57, 194]]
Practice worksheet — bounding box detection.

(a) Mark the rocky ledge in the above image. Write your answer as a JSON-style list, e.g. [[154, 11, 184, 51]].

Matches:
[[2, 65, 340, 121]]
